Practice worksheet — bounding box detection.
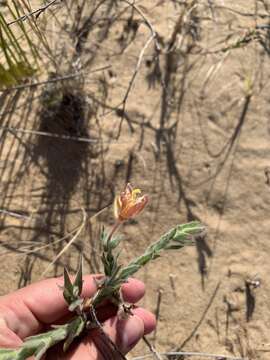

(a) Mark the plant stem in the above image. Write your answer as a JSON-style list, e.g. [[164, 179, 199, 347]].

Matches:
[[107, 220, 121, 244]]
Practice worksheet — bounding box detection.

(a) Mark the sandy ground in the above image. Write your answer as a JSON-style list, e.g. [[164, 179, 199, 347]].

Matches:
[[1, 0, 270, 359]]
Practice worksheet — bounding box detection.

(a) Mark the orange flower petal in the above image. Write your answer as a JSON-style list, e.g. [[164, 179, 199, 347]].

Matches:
[[114, 184, 148, 222]]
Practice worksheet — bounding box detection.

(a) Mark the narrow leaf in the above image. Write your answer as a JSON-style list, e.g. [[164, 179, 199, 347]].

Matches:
[[74, 256, 83, 297], [63, 316, 85, 352], [63, 268, 74, 305], [68, 298, 83, 312]]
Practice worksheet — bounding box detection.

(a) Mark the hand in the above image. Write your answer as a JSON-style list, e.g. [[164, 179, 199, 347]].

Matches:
[[0, 275, 156, 359]]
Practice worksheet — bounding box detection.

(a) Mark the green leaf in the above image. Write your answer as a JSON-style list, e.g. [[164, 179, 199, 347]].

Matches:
[[63, 316, 85, 352], [74, 256, 83, 297], [173, 222, 205, 243], [0, 349, 17, 360], [109, 234, 123, 250], [101, 226, 109, 250], [119, 264, 140, 280], [34, 341, 49, 360], [63, 267, 75, 305], [165, 244, 184, 250], [68, 298, 84, 312], [63, 258, 84, 307]]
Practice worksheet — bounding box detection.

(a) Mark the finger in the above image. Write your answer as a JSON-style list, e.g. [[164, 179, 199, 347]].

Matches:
[[0, 275, 98, 339], [44, 278, 146, 329], [81, 307, 156, 355], [94, 278, 145, 321], [121, 278, 145, 304], [24, 275, 99, 323], [61, 308, 155, 359], [0, 276, 146, 339], [94, 313, 145, 355], [23, 277, 146, 325], [132, 307, 157, 334], [0, 322, 22, 348]]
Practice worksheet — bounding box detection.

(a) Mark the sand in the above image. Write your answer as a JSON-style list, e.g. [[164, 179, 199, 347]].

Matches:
[[0, 1, 270, 359]]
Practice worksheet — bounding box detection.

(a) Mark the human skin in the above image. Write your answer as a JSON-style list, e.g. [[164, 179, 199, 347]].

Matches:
[[0, 276, 156, 359]]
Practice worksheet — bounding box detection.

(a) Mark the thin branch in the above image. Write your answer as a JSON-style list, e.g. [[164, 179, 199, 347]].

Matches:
[[0, 65, 111, 92], [0, 73, 82, 92], [116, 34, 154, 137], [177, 281, 221, 350], [7, 0, 61, 26], [143, 336, 163, 360], [89, 306, 128, 360], [153, 288, 163, 344], [121, 0, 160, 46], [132, 351, 247, 360], [41, 209, 87, 277], [0, 209, 30, 220], [207, 0, 216, 21], [2, 126, 99, 144], [114, 0, 161, 138], [0, 228, 80, 258], [123, 35, 154, 105], [1, 126, 141, 145]]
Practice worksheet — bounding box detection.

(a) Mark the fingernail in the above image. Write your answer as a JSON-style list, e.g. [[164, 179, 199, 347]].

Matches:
[[118, 315, 144, 353]]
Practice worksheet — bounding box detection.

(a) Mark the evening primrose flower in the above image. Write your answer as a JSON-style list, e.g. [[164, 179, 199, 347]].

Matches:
[[114, 183, 148, 222]]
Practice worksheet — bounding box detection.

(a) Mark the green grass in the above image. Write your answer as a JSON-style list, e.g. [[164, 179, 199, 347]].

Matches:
[[0, 1, 40, 89]]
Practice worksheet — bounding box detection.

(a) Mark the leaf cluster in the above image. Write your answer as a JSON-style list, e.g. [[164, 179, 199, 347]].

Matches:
[[92, 221, 205, 306]]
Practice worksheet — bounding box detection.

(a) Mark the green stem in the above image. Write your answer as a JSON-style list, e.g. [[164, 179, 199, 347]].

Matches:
[[0, 319, 78, 360], [106, 220, 121, 246]]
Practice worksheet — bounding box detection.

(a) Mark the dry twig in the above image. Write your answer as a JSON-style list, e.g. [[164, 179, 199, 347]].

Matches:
[[132, 351, 247, 360], [7, 0, 61, 26]]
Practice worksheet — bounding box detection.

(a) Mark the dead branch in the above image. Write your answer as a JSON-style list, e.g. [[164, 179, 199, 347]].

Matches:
[[7, 0, 61, 26]]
